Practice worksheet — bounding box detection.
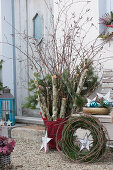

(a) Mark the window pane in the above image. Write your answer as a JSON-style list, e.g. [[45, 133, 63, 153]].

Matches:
[[106, 0, 110, 13], [99, 0, 106, 33], [111, 0, 113, 11], [33, 14, 43, 43]]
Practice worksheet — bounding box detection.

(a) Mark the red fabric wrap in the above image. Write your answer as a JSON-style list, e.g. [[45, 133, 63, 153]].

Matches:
[[40, 113, 67, 149]]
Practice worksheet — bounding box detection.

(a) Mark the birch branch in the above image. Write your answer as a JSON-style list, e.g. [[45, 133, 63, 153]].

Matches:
[[39, 85, 52, 121], [52, 75, 58, 121], [34, 80, 46, 118], [71, 68, 88, 115], [34, 80, 52, 120], [36, 96, 46, 118], [76, 68, 88, 95], [60, 98, 67, 118]]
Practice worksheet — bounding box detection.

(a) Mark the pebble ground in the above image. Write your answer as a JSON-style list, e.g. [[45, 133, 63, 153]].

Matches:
[[11, 125, 113, 170]]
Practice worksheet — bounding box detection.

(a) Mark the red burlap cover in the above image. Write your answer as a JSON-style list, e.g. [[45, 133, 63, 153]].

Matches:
[[40, 113, 67, 149]]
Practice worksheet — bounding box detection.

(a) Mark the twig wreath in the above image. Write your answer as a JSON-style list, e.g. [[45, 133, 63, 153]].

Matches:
[[56, 115, 109, 163]]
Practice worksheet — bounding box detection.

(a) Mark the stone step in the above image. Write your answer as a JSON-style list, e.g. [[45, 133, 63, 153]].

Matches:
[[102, 79, 113, 83], [94, 115, 113, 141], [15, 116, 44, 125], [102, 83, 113, 88], [103, 70, 113, 77], [93, 115, 112, 123], [101, 89, 113, 93], [22, 108, 41, 118]]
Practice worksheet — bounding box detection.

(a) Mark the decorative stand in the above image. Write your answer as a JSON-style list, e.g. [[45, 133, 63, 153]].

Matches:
[[83, 107, 109, 115]]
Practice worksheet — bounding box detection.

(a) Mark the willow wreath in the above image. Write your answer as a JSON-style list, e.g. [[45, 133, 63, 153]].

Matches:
[[56, 115, 109, 163]]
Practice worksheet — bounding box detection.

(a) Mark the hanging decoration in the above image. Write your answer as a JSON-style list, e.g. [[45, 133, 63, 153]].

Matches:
[[56, 115, 109, 163]]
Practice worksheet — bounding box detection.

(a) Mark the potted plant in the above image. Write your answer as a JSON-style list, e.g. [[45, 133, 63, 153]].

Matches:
[[100, 11, 113, 35], [24, 61, 99, 149], [22, 1, 113, 149], [0, 136, 16, 168]]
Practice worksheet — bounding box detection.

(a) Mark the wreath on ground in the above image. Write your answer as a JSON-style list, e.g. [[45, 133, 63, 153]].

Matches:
[[56, 115, 109, 163]]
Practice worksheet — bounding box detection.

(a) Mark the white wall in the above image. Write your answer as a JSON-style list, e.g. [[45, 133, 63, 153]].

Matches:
[[14, 0, 53, 115], [0, 0, 53, 116], [0, 1, 2, 82], [0, 1, 2, 59], [0, 0, 14, 94], [53, 0, 113, 70]]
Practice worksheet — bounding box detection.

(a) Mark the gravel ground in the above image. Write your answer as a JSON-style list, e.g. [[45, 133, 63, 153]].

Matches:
[[11, 126, 113, 170]]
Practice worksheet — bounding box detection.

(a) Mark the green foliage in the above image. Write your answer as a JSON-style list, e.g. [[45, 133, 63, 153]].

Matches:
[[98, 34, 108, 39], [111, 11, 113, 22], [74, 94, 87, 110], [23, 94, 38, 109], [0, 82, 4, 91], [81, 66, 99, 96], [99, 98, 110, 108], [110, 146, 113, 152], [0, 60, 3, 69]]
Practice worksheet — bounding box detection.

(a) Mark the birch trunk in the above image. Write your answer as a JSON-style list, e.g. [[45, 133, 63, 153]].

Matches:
[[60, 98, 67, 118], [34, 80, 52, 120], [76, 69, 88, 95], [39, 85, 52, 121], [52, 75, 58, 121], [36, 95, 46, 118], [34, 80, 45, 117], [71, 69, 88, 115]]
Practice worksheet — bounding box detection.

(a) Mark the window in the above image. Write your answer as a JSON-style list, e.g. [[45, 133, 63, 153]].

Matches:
[[33, 13, 43, 43], [99, 0, 113, 34]]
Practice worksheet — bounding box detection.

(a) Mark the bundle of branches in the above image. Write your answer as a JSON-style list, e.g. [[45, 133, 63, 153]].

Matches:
[[24, 60, 99, 121]]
